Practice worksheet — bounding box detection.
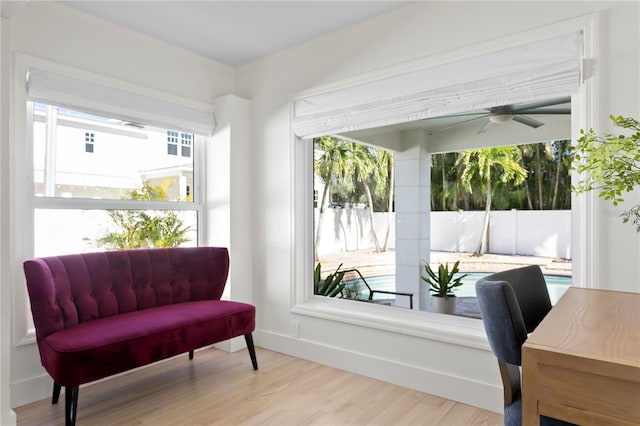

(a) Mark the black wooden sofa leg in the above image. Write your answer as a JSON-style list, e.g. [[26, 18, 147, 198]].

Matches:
[[189, 350, 194, 360], [65, 385, 79, 426], [52, 382, 61, 404], [244, 333, 258, 370]]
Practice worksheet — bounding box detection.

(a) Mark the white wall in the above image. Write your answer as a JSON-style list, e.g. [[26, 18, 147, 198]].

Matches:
[[317, 209, 571, 259], [9, 2, 235, 104], [431, 210, 572, 259], [1, 12, 18, 426], [315, 209, 395, 256], [237, 0, 639, 413]]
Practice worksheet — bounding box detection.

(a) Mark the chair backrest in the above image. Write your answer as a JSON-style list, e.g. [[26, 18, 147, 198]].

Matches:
[[477, 265, 551, 333], [476, 280, 528, 407], [476, 281, 527, 366]]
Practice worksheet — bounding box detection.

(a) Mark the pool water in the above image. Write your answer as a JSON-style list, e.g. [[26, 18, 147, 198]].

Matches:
[[349, 272, 571, 304]]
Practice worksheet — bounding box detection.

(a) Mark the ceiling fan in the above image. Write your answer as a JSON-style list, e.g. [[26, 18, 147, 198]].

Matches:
[[438, 96, 571, 134]]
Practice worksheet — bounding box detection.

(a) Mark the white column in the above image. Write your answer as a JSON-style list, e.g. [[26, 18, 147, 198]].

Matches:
[[207, 94, 253, 352], [394, 130, 430, 310]]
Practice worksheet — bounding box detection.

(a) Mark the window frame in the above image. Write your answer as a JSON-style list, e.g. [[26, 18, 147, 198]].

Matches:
[[12, 54, 209, 346], [290, 17, 599, 348], [28, 102, 204, 244]]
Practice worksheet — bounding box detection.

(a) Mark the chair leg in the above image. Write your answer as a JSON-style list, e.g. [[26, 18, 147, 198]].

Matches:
[[52, 382, 62, 404], [65, 385, 79, 426], [244, 333, 258, 370], [189, 350, 194, 360]]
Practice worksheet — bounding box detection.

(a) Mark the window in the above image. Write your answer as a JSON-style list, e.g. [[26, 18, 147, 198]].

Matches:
[[167, 130, 179, 155], [181, 133, 192, 157], [85, 132, 94, 153], [16, 60, 218, 344], [31, 102, 201, 256], [167, 132, 192, 157], [301, 32, 585, 316], [312, 102, 578, 317]]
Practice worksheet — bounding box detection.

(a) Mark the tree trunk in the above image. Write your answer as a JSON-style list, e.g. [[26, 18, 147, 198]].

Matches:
[[536, 145, 544, 209], [519, 146, 533, 210], [441, 162, 446, 210], [382, 158, 394, 251], [364, 182, 382, 252], [313, 170, 332, 261], [474, 176, 491, 256], [552, 146, 562, 209], [524, 182, 533, 210]]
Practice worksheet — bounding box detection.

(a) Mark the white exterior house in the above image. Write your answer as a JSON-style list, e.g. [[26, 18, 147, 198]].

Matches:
[[1, 2, 639, 424], [33, 105, 193, 200]]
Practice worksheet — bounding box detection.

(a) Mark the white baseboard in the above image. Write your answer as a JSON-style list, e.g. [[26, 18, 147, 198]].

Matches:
[[253, 329, 503, 413], [213, 335, 246, 353], [12, 333, 500, 414], [11, 372, 51, 409], [1, 409, 16, 426]]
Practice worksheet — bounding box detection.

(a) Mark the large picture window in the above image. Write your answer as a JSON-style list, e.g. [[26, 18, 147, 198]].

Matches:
[[300, 31, 585, 320]]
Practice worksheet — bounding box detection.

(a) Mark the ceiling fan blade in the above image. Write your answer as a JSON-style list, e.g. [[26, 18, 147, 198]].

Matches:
[[513, 108, 571, 115], [510, 96, 571, 113], [477, 119, 493, 134], [512, 114, 544, 128], [434, 114, 489, 132]]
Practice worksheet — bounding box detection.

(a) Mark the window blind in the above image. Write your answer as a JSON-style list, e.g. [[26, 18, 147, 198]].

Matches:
[[27, 68, 216, 136], [293, 31, 582, 139]]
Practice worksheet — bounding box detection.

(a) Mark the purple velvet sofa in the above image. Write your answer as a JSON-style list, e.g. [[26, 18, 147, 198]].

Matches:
[[23, 247, 257, 426]]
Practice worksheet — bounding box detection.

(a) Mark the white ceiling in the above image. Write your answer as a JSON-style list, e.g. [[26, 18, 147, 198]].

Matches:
[[56, 1, 410, 67]]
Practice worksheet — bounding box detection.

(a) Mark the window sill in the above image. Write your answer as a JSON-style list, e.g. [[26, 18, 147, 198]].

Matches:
[[291, 296, 490, 350]]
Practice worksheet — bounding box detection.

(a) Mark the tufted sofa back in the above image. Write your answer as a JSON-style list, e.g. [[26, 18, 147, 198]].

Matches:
[[24, 247, 230, 341]]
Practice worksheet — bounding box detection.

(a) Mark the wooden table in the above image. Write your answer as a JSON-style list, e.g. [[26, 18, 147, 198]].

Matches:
[[522, 288, 640, 426]]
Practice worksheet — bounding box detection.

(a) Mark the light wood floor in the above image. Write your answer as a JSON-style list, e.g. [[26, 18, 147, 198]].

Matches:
[[15, 347, 503, 426]]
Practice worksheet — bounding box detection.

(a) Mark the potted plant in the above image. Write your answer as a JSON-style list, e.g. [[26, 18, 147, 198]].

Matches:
[[314, 263, 346, 298], [421, 260, 467, 314]]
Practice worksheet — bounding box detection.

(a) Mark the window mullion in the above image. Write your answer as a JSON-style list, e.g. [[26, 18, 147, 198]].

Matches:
[[32, 197, 197, 211]]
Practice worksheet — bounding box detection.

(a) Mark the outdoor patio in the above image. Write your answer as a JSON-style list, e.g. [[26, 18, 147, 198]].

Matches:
[[318, 249, 572, 317], [319, 249, 572, 279]]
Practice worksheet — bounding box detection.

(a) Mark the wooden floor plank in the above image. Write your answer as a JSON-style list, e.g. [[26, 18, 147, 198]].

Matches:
[[15, 347, 502, 425]]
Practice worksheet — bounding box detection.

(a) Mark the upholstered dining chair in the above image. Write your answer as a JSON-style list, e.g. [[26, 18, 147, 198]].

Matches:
[[476, 280, 575, 426], [477, 265, 552, 333]]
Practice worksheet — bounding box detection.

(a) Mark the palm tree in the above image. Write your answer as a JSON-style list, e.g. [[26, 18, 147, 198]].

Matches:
[[96, 181, 192, 249], [348, 142, 385, 252], [314, 136, 350, 260], [378, 149, 394, 251], [431, 152, 463, 211], [457, 147, 527, 256], [551, 140, 571, 209]]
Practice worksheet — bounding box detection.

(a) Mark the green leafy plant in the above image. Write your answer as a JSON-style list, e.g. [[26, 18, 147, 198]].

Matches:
[[314, 263, 346, 297], [96, 182, 192, 249], [572, 115, 640, 232], [421, 260, 467, 298]]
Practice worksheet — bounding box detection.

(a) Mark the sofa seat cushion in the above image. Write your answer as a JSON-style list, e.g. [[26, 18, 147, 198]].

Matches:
[[37, 300, 255, 386]]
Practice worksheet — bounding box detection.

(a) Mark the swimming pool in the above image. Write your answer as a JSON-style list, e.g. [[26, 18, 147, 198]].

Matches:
[[348, 272, 571, 304]]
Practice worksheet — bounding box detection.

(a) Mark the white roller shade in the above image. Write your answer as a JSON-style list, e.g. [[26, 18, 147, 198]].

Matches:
[[27, 68, 215, 136], [293, 31, 582, 139]]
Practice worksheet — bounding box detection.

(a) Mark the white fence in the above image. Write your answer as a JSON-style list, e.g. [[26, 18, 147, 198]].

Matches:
[[315, 208, 571, 259]]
